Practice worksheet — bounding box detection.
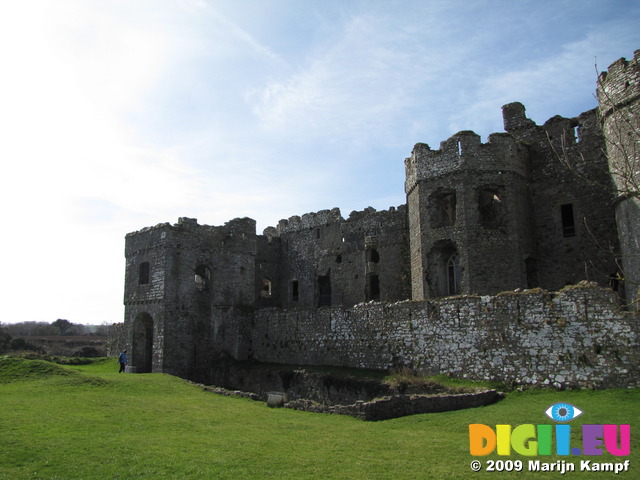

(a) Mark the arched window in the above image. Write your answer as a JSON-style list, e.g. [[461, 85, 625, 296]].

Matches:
[[447, 254, 462, 295]]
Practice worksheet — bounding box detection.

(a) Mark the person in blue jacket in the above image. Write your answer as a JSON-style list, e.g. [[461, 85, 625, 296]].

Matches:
[[116, 349, 127, 373]]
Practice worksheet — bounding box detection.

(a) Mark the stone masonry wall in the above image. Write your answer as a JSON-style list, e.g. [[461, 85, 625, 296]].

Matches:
[[259, 205, 410, 309], [405, 131, 535, 299], [251, 283, 639, 388], [503, 104, 619, 292], [598, 50, 640, 307]]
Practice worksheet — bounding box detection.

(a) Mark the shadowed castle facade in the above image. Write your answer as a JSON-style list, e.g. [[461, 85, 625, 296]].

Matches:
[[120, 51, 640, 387]]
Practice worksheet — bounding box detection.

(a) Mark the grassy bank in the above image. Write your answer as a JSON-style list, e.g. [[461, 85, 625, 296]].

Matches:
[[0, 356, 637, 479]]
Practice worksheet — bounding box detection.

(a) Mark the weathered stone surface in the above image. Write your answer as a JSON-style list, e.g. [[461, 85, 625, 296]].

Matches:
[[115, 49, 640, 390], [250, 284, 639, 388], [284, 390, 503, 421], [598, 50, 640, 308]]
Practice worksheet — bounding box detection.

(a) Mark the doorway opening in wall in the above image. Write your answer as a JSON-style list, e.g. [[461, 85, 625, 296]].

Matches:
[[291, 280, 299, 302], [318, 274, 332, 307], [525, 257, 539, 288], [367, 274, 381, 301], [367, 247, 380, 263], [132, 313, 154, 373], [428, 240, 462, 297]]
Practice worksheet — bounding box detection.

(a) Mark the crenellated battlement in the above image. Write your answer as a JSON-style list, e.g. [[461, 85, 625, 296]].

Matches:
[[404, 130, 526, 194], [125, 216, 256, 259], [597, 49, 640, 120], [273, 207, 343, 235], [269, 205, 407, 236]]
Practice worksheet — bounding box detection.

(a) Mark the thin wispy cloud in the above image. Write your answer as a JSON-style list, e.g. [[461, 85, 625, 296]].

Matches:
[[0, 0, 638, 325]]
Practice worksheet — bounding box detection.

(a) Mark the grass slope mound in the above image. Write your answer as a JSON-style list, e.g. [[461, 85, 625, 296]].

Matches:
[[0, 359, 638, 479], [0, 356, 109, 386]]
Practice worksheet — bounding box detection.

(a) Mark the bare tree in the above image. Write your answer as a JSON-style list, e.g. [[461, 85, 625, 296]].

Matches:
[[549, 62, 639, 308]]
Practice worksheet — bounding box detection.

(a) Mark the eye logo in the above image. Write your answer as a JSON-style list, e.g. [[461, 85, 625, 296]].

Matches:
[[544, 403, 583, 422]]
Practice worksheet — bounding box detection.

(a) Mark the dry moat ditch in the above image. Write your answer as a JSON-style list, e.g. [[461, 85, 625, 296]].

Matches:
[[197, 362, 503, 421]]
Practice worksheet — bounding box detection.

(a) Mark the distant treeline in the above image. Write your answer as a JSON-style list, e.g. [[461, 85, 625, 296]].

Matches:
[[0, 319, 110, 337]]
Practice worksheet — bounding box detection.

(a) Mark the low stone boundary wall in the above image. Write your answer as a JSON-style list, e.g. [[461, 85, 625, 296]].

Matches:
[[283, 389, 503, 421], [196, 381, 502, 421], [252, 284, 640, 388]]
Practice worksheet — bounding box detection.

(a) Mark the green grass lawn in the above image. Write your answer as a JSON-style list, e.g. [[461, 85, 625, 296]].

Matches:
[[0, 356, 637, 479]]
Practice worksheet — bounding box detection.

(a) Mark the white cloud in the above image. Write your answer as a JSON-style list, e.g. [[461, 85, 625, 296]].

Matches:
[[245, 12, 432, 147], [0, 0, 638, 325]]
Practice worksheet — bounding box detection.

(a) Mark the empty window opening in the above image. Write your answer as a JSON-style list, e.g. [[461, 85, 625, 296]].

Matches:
[[138, 262, 150, 285], [194, 265, 211, 292], [367, 274, 380, 301], [316, 228, 321, 239], [291, 280, 299, 302], [478, 188, 504, 229], [457, 140, 462, 156], [318, 274, 332, 307], [261, 277, 272, 298], [368, 248, 380, 263], [430, 191, 456, 228], [336, 254, 342, 264], [561, 203, 576, 237], [573, 125, 580, 143], [447, 254, 462, 296]]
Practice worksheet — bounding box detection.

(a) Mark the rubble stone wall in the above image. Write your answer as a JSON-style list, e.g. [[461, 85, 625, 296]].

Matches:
[[252, 284, 639, 388]]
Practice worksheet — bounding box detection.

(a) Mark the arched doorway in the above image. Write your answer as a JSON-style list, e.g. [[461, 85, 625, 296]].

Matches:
[[132, 313, 154, 373], [427, 240, 462, 298]]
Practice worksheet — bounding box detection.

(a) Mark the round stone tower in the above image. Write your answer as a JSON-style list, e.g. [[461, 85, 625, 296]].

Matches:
[[597, 49, 640, 308]]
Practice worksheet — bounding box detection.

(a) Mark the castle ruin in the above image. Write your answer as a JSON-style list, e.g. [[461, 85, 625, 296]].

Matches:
[[119, 50, 640, 388]]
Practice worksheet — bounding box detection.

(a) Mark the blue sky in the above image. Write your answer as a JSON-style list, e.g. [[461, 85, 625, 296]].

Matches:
[[0, 0, 638, 325]]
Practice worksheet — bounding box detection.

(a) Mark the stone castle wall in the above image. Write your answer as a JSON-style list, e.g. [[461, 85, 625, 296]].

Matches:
[[250, 283, 639, 388], [117, 49, 639, 389], [503, 104, 619, 293], [257, 205, 410, 310]]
